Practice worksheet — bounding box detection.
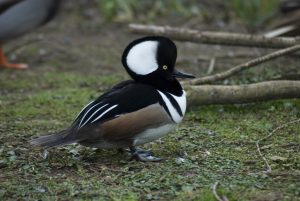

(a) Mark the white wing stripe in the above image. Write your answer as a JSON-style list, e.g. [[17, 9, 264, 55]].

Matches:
[[79, 104, 109, 128], [91, 104, 118, 123], [75, 100, 94, 120], [78, 102, 102, 127]]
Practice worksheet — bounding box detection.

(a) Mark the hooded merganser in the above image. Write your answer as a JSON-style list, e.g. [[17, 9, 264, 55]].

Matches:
[[30, 36, 195, 162], [0, 0, 61, 69], [264, 0, 300, 37]]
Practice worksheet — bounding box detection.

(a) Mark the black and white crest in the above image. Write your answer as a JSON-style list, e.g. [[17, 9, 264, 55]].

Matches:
[[122, 36, 177, 79]]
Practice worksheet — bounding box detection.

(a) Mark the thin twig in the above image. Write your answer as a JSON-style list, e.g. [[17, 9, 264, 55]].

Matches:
[[229, 127, 241, 136], [198, 53, 258, 61], [256, 119, 300, 173], [207, 57, 216, 75], [256, 144, 272, 173], [129, 24, 300, 48], [187, 44, 300, 85], [212, 181, 229, 201], [212, 181, 223, 201]]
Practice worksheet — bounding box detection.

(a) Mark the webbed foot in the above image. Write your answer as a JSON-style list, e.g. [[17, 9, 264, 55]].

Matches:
[[129, 147, 162, 162]]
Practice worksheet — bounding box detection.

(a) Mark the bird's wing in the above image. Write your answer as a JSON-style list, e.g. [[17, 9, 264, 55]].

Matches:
[[0, 0, 23, 14], [73, 80, 165, 130], [31, 81, 173, 147]]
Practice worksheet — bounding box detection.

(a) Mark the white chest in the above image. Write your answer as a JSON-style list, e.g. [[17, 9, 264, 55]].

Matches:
[[134, 124, 176, 146]]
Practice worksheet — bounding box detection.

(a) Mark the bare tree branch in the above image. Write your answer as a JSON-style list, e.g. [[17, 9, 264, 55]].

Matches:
[[185, 81, 300, 106], [187, 44, 300, 85], [129, 24, 300, 48], [256, 119, 300, 173]]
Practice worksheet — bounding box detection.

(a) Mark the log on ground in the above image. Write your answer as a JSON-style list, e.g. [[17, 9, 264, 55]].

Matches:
[[185, 81, 300, 106]]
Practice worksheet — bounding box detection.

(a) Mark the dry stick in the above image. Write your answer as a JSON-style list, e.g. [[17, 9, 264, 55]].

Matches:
[[256, 119, 300, 173], [185, 80, 300, 106], [187, 44, 300, 85], [207, 57, 216, 75], [212, 181, 229, 201], [129, 24, 300, 48], [7, 38, 42, 54], [7, 39, 87, 59]]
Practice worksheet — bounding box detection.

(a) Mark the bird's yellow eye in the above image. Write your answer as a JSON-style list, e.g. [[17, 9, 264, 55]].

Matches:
[[162, 65, 168, 70]]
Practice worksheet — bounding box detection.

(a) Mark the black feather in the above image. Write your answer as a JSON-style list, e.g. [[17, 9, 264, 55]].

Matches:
[[30, 128, 76, 148]]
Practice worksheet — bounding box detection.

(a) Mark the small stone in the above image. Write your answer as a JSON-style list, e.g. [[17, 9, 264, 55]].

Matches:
[[270, 156, 288, 162], [175, 157, 185, 164]]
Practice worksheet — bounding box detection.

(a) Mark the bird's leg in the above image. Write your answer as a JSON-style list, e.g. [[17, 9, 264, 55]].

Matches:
[[0, 46, 28, 69], [129, 147, 161, 162]]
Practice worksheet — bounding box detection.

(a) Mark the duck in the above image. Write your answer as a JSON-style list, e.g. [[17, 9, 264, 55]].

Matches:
[[264, 0, 300, 37], [0, 0, 61, 69], [30, 36, 195, 162]]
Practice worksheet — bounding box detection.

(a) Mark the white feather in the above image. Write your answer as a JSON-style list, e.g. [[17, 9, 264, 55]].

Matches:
[[80, 104, 109, 128], [134, 124, 176, 145], [91, 104, 118, 123], [74, 100, 94, 120], [126, 41, 159, 75], [169, 91, 187, 115], [157, 90, 186, 123], [79, 102, 102, 128]]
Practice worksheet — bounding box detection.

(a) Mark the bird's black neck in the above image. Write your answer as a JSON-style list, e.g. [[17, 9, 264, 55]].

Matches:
[[135, 76, 183, 96]]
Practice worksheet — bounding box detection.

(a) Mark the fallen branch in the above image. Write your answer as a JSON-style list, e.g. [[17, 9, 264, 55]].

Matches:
[[187, 44, 300, 85], [256, 119, 300, 173], [212, 181, 229, 201], [185, 81, 300, 106], [129, 24, 300, 48]]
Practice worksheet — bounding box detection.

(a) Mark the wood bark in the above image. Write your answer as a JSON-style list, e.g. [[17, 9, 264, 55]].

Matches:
[[129, 24, 300, 48], [185, 81, 300, 106]]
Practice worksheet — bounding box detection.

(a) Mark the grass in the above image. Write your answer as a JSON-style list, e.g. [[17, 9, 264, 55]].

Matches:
[[0, 2, 299, 199], [95, 0, 281, 29], [228, 0, 280, 27], [0, 69, 299, 200], [95, 0, 195, 21]]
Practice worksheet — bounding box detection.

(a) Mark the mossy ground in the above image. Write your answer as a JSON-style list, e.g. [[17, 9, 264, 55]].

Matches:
[[1, 3, 300, 200]]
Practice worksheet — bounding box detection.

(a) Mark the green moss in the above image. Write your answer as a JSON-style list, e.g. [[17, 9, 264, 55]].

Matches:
[[1, 72, 299, 200], [228, 0, 280, 27]]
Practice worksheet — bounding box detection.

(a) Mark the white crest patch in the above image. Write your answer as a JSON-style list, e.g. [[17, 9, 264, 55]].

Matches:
[[126, 41, 159, 75]]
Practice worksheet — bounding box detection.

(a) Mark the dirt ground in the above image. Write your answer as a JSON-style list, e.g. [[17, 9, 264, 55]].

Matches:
[[0, 1, 300, 201]]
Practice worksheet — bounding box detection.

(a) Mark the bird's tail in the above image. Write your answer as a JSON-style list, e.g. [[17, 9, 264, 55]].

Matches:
[[30, 129, 76, 148]]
